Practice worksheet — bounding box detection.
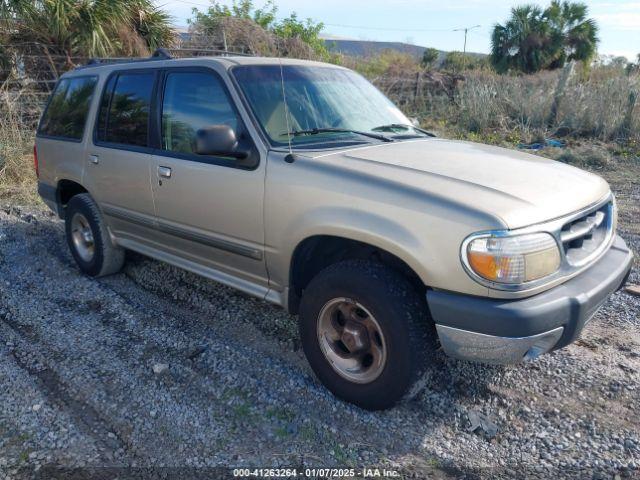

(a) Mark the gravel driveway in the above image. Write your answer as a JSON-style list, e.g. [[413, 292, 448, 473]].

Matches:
[[0, 171, 639, 479]]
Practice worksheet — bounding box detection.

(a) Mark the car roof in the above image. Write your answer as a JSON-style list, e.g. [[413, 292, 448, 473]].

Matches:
[[64, 54, 345, 78]]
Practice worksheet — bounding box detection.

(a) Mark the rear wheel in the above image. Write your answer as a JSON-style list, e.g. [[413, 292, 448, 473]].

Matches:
[[65, 194, 125, 277], [299, 259, 434, 410]]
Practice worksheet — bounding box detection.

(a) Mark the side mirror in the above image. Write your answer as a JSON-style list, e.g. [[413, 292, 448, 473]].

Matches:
[[195, 125, 248, 159]]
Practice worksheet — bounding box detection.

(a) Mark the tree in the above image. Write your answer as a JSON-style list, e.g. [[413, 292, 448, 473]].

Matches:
[[491, 1, 598, 74], [272, 13, 326, 55], [188, 1, 328, 59], [189, 0, 277, 30], [442, 51, 486, 72], [544, 1, 598, 68], [353, 50, 420, 78], [0, 0, 175, 74], [626, 54, 640, 74], [608, 56, 630, 70], [421, 48, 439, 69]]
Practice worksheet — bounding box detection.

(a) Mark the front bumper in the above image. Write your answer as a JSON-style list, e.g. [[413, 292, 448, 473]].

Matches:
[[427, 235, 633, 364]]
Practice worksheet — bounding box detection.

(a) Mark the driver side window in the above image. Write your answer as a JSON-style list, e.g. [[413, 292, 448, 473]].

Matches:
[[161, 71, 239, 155]]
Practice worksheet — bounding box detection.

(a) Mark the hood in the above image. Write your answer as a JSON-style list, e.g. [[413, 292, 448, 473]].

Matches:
[[309, 139, 610, 229]]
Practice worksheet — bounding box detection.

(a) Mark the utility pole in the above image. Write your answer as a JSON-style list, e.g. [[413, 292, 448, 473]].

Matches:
[[453, 24, 481, 71]]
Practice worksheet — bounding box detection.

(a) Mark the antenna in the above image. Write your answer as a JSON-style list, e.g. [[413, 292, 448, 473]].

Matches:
[[277, 39, 295, 160], [453, 24, 481, 71]]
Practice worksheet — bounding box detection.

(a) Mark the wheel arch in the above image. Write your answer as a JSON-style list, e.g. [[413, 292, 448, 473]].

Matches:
[[287, 234, 427, 314], [55, 179, 89, 218]]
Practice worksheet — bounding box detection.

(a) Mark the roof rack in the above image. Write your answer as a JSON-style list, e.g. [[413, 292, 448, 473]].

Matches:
[[151, 48, 172, 60], [76, 47, 253, 70], [171, 47, 254, 57], [77, 48, 173, 70]]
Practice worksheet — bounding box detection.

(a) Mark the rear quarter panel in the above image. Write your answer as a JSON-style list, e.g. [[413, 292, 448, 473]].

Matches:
[[36, 137, 86, 190], [35, 71, 106, 197]]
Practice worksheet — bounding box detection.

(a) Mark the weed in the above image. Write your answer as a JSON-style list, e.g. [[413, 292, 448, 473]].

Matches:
[[551, 145, 612, 169], [18, 450, 30, 463], [220, 386, 247, 402], [232, 402, 251, 418], [299, 424, 316, 442], [426, 457, 441, 468], [0, 86, 41, 204], [265, 406, 295, 422], [330, 442, 359, 466], [380, 66, 639, 148]]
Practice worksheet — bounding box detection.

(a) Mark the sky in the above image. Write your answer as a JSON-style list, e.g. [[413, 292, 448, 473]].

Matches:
[[161, 0, 640, 61]]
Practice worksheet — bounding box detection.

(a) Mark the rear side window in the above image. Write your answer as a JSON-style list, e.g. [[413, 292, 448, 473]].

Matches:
[[38, 76, 97, 140], [96, 72, 154, 147], [161, 71, 239, 155]]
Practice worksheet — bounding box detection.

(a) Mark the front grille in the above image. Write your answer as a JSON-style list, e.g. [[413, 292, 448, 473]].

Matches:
[[560, 201, 613, 267]]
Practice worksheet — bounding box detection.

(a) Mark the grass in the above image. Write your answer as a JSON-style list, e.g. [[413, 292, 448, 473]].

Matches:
[[232, 402, 252, 418], [265, 406, 296, 422], [379, 63, 639, 148], [328, 441, 360, 466], [0, 87, 40, 204], [18, 450, 30, 463], [552, 146, 612, 169], [274, 426, 290, 439], [299, 424, 317, 442]]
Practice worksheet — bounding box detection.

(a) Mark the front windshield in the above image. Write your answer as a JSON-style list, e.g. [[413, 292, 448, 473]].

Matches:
[[232, 65, 412, 147]]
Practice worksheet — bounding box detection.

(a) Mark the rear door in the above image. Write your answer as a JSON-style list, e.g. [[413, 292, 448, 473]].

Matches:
[[149, 67, 268, 291], [83, 70, 157, 240]]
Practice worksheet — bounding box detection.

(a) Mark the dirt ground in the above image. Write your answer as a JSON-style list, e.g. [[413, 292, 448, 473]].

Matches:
[[0, 161, 639, 480]]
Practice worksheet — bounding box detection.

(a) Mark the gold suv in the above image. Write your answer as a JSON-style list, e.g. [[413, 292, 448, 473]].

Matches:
[[35, 50, 633, 410]]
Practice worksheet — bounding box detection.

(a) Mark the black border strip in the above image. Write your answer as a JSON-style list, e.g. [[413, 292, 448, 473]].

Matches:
[[156, 222, 262, 260], [102, 205, 262, 260], [101, 205, 156, 229]]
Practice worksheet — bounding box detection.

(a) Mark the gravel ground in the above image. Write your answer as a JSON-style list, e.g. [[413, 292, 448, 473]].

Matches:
[[0, 167, 639, 479]]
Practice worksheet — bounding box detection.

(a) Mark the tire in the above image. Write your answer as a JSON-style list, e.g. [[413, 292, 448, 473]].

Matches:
[[299, 259, 434, 410], [65, 193, 125, 277]]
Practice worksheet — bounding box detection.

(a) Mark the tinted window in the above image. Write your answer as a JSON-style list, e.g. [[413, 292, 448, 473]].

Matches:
[[97, 72, 154, 147], [38, 76, 97, 140], [161, 72, 239, 154]]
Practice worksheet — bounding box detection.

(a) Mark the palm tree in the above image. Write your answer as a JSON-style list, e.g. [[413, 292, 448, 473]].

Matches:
[[491, 1, 598, 74], [544, 1, 598, 68], [0, 0, 175, 76], [491, 5, 554, 74]]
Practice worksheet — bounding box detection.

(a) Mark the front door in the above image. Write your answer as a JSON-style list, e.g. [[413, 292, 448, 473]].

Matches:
[[150, 68, 268, 292]]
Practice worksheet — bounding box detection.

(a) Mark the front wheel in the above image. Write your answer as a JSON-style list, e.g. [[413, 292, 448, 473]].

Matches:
[[299, 260, 434, 410]]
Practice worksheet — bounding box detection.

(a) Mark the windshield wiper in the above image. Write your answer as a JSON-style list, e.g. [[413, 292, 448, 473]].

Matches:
[[372, 124, 436, 137], [286, 128, 393, 143]]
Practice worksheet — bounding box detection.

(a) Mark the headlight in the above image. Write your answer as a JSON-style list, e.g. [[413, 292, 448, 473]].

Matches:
[[463, 232, 560, 285]]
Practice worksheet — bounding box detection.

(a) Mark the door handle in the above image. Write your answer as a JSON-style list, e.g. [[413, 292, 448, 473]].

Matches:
[[158, 166, 172, 178], [88, 154, 99, 165]]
